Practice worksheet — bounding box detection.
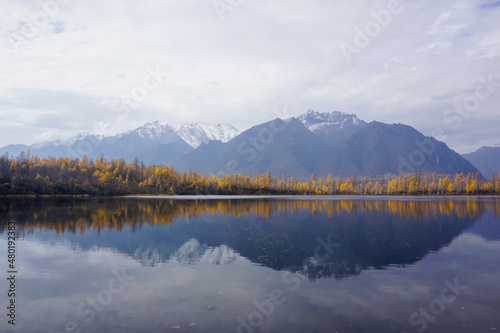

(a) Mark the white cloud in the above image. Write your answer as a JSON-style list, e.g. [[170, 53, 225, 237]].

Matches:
[[0, 0, 499, 153]]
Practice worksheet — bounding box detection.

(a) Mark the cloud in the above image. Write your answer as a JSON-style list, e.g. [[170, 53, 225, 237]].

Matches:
[[480, 1, 500, 9], [0, 0, 499, 153]]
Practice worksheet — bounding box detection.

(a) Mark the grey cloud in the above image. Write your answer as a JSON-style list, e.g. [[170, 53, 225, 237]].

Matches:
[[0, 0, 498, 151]]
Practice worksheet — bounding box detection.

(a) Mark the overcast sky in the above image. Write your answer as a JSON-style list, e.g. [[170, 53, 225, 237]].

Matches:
[[0, 0, 499, 153]]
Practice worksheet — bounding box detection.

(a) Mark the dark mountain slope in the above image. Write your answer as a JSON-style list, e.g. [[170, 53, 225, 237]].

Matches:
[[174, 118, 329, 177], [316, 121, 479, 177]]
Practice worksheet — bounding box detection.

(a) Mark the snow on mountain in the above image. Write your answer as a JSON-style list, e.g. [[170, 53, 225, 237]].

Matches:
[[297, 110, 365, 132], [4, 111, 363, 160], [62, 132, 102, 146], [177, 123, 240, 148], [294, 110, 367, 147], [29, 120, 176, 150], [177, 123, 209, 148], [17, 120, 239, 157], [129, 120, 178, 141], [203, 124, 241, 143], [3, 111, 365, 160], [31, 140, 61, 149], [32, 131, 104, 149]]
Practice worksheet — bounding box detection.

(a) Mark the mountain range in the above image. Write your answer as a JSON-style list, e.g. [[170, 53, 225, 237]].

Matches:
[[0, 110, 492, 178], [1, 121, 240, 165], [462, 146, 500, 178]]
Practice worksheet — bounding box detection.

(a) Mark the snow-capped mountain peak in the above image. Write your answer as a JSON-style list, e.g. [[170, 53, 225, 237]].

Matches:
[[202, 124, 240, 143], [295, 110, 367, 145], [177, 123, 240, 148], [177, 123, 206, 148], [61, 131, 104, 146], [298, 110, 365, 131], [32, 131, 104, 149], [131, 120, 177, 140], [20, 120, 239, 156]]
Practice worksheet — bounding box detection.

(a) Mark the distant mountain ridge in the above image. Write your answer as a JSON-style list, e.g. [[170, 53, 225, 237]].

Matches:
[[177, 123, 240, 148], [318, 121, 477, 177], [0, 110, 481, 178], [174, 115, 478, 178], [462, 146, 500, 178], [0, 120, 240, 165]]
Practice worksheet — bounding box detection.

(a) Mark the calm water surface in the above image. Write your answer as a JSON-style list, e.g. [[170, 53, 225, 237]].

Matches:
[[1, 196, 499, 333]]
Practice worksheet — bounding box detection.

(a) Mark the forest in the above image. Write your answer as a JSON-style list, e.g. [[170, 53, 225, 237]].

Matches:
[[0, 152, 498, 196]]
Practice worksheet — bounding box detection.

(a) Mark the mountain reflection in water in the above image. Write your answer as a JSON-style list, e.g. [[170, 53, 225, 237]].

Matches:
[[1, 197, 498, 280], [1, 196, 500, 333]]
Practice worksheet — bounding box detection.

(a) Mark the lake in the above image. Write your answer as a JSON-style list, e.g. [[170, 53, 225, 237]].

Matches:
[[1, 196, 500, 333]]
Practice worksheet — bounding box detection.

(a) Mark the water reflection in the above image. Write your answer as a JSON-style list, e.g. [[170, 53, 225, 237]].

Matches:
[[1, 197, 498, 279], [0, 197, 499, 333], [2, 196, 498, 232]]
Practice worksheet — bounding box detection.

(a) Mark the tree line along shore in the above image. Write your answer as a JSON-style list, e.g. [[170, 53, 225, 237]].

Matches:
[[0, 153, 498, 196]]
